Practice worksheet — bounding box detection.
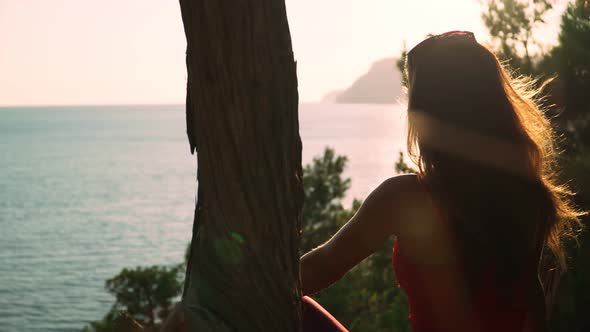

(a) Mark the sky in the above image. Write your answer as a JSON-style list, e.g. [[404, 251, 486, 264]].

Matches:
[[0, 0, 569, 106]]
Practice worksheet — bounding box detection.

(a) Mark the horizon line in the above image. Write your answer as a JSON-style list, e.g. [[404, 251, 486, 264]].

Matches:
[[0, 100, 331, 108]]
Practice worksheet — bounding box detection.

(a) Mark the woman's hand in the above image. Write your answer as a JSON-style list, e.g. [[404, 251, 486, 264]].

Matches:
[[161, 303, 191, 332]]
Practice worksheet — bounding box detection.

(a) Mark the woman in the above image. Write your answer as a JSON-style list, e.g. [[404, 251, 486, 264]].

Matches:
[[164, 31, 583, 332], [300, 31, 584, 332]]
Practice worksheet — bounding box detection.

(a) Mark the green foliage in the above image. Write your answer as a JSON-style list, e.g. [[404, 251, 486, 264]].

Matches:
[[557, 0, 590, 73], [481, 0, 553, 73], [82, 265, 183, 331], [301, 147, 361, 253], [105, 265, 183, 324], [396, 45, 409, 89], [394, 152, 417, 175], [540, 0, 590, 119]]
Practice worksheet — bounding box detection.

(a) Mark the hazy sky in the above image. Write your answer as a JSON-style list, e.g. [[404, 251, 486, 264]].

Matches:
[[0, 0, 568, 106]]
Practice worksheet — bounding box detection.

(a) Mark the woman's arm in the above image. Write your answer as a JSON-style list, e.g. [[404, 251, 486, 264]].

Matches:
[[300, 174, 418, 295]]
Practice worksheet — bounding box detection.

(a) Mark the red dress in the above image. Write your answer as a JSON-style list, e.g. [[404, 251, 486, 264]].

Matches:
[[393, 229, 531, 332]]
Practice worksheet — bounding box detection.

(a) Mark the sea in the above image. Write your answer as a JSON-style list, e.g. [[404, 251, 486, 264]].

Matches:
[[0, 103, 407, 332]]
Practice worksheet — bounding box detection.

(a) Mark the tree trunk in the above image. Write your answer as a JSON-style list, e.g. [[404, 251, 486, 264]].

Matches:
[[178, 1, 303, 331]]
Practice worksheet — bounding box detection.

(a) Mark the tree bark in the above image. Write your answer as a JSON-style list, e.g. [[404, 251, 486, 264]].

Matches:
[[178, 0, 303, 331]]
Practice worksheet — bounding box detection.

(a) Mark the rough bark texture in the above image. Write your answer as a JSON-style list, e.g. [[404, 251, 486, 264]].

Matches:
[[178, 0, 303, 331]]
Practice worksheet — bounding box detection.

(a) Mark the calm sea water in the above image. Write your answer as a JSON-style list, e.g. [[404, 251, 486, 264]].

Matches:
[[0, 103, 406, 332]]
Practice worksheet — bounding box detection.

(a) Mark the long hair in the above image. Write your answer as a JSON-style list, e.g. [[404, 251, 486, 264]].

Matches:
[[404, 32, 584, 300]]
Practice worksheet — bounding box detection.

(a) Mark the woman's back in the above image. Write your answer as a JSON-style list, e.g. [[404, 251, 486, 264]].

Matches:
[[392, 174, 541, 332]]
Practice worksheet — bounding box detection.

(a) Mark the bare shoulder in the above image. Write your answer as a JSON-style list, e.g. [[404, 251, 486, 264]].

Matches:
[[363, 174, 431, 235], [374, 173, 428, 207], [379, 173, 422, 193]]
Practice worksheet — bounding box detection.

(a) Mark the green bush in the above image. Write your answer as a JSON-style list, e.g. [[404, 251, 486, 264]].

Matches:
[[82, 264, 183, 331]]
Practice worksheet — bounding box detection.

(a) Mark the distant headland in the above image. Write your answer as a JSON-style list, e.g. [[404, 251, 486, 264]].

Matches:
[[323, 58, 402, 104]]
